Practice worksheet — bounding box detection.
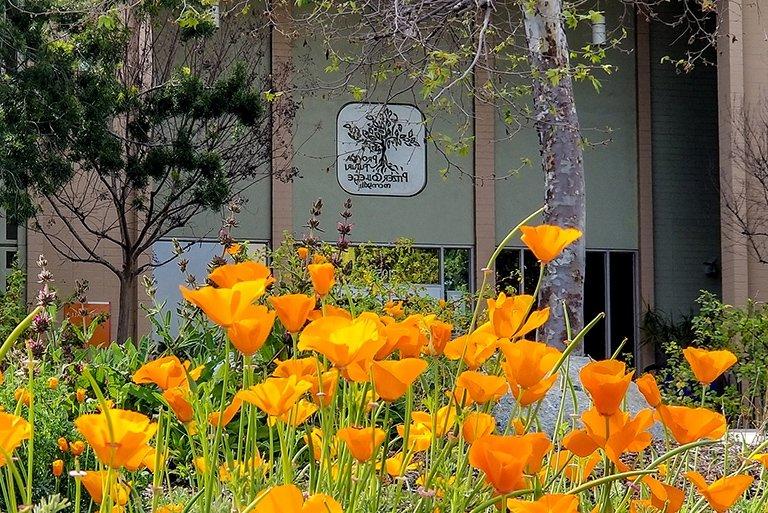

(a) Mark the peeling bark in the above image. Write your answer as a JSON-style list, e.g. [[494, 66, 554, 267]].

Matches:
[[522, 0, 586, 350]]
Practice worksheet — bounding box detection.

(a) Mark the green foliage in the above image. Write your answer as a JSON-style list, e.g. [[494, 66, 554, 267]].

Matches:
[[0, 267, 26, 342]]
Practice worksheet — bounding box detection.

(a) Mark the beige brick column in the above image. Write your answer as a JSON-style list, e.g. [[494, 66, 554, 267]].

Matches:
[[270, 9, 294, 247], [474, 70, 496, 291], [635, 10, 655, 370], [717, 0, 750, 305]]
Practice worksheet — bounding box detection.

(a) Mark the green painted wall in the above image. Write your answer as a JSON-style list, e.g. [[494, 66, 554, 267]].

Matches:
[[650, 16, 721, 317], [494, 6, 639, 250], [290, 42, 474, 246]]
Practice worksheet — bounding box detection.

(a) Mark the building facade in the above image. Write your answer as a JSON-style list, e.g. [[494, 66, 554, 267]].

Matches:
[[3, 0, 766, 370]]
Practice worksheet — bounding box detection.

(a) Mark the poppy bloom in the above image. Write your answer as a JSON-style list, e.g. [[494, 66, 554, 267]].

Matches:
[[500, 340, 561, 406], [76, 388, 87, 403], [443, 326, 498, 369], [269, 294, 316, 334], [208, 397, 243, 427], [75, 408, 157, 469], [412, 405, 457, 437], [656, 405, 726, 444], [563, 408, 653, 468], [0, 413, 32, 466], [487, 293, 550, 340], [579, 360, 634, 416], [52, 459, 64, 477], [180, 280, 269, 327], [163, 387, 194, 424], [641, 476, 685, 513], [298, 314, 385, 381], [371, 358, 428, 401], [337, 426, 386, 462], [208, 261, 273, 288], [685, 472, 753, 513], [133, 356, 202, 390], [307, 263, 336, 296], [80, 471, 130, 506], [520, 224, 582, 263], [398, 422, 433, 452], [385, 452, 418, 477], [306, 369, 339, 407], [384, 300, 404, 318], [456, 371, 508, 404], [468, 434, 533, 495], [227, 306, 277, 356], [47, 377, 59, 389], [427, 319, 452, 355], [379, 320, 421, 359], [548, 450, 600, 484], [272, 357, 320, 379], [506, 493, 579, 513], [683, 347, 737, 385], [14, 388, 30, 406], [57, 437, 69, 452], [307, 305, 353, 321], [297, 247, 309, 260], [70, 441, 85, 456], [461, 412, 496, 443], [271, 399, 318, 427], [252, 484, 342, 513], [636, 373, 662, 408], [237, 376, 311, 417]]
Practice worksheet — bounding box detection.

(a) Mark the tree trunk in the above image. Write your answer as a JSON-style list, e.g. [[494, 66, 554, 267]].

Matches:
[[522, 0, 586, 350], [116, 271, 139, 344]]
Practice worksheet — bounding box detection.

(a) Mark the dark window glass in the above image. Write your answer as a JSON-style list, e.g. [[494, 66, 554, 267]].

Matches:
[[584, 251, 606, 359], [444, 248, 471, 293], [609, 252, 636, 363], [6, 251, 16, 269], [5, 220, 16, 241], [522, 250, 539, 294], [495, 249, 521, 294]]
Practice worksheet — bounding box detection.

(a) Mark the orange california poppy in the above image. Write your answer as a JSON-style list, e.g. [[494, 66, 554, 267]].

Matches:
[[208, 396, 243, 427], [226, 306, 276, 356], [337, 426, 386, 462], [306, 369, 340, 407], [0, 412, 31, 466], [298, 314, 385, 381], [271, 399, 318, 427], [656, 405, 726, 444], [385, 452, 418, 477], [74, 409, 157, 470], [751, 453, 768, 468], [683, 347, 738, 385], [384, 300, 404, 318], [180, 280, 269, 327], [506, 493, 579, 513], [456, 371, 509, 404], [308, 263, 336, 296], [236, 376, 311, 417], [468, 434, 533, 495], [52, 459, 64, 477], [548, 450, 600, 484], [443, 326, 498, 370], [252, 484, 342, 513], [371, 358, 428, 402], [500, 339, 561, 406], [641, 476, 685, 513], [582, 408, 653, 466], [380, 320, 422, 359], [307, 305, 353, 321], [163, 387, 194, 423], [636, 373, 662, 408], [269, 294, 316, 334], [80, 471, 130, 505], [449, 384, 475, 408], [398, 422, 433, 452], [208, 261, 273, 288], [303, 494, 344, 513], [562, 428, 600, 458], [519, 432, 553, 473], [685, 472, 753, 513], [427, 319, 453, 355], [487, 293, 550, 340], [133, 355, 202, 390], [579, 360, 634, 416], [272, 357, 321, 379], [520, 225, 582, 263], [394, 315, 430, 357], [461, 412, 496, 443], [412, 405, 457, 437]]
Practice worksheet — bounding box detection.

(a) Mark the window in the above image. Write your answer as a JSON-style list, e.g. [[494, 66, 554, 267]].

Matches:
[[0, 209, 19, 293], [496, 248, 638, 363], [344, 243, 473, 299]]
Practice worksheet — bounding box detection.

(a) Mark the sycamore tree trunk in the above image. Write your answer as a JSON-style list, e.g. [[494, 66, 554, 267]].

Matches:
[[522, 0, 586, 350], [116, 264, 139, 344]]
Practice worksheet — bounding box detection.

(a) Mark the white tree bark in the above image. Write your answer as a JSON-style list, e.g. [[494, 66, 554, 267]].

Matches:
[[522, 0, 586, 350]]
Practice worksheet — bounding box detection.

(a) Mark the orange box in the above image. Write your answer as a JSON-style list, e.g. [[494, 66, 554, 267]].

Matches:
[[63, 302, 111, 348]]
